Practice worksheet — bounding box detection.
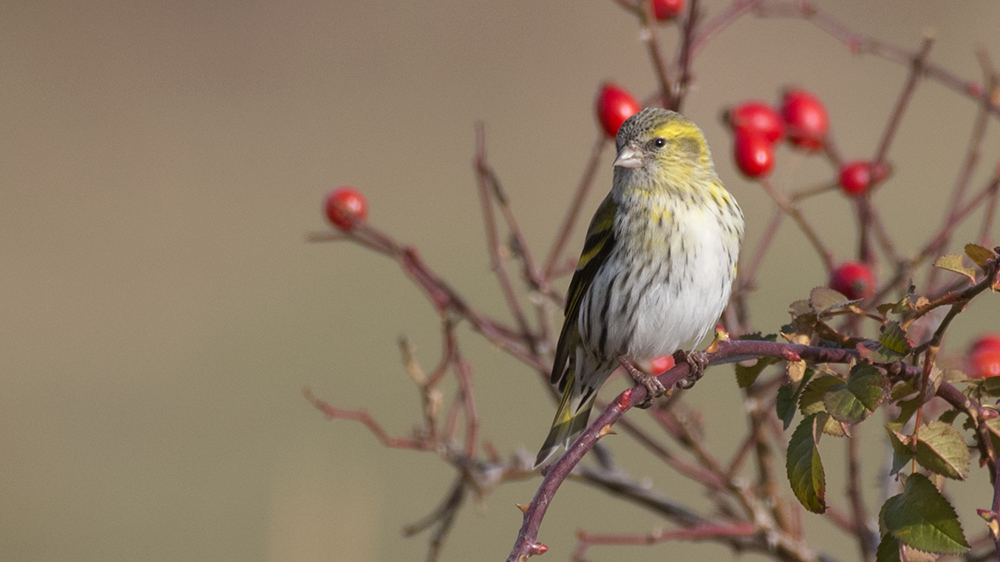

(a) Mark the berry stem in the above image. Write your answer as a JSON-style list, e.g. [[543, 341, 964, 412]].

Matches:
[[640, 0, 676, 109], [673, 0, 700, 110]]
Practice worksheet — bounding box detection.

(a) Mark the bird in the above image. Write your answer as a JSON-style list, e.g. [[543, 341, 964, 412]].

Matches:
[[535, 107, 744, 467]]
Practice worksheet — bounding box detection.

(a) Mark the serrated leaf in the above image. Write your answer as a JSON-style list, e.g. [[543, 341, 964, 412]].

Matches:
[[786, 414, 827, 513], [789, 299, 812, 318], [876, 293, 916, 317], [881, 473, 970, 554], [937, 409, 959, 425], [799, 375, 840, 416], [810, 286, 851, 315], [799, 375, 847, 436], [777, 385, 796, 429], [857, 323, 913, 364], [889, 449, 910, 476], [885, 423, 913, 458], [982, 376, 1000, 397], [893, 396, 921, 425], [737, 332, 778, 342], [735, 356, 779, 388], [965, 243, 995, 269], [875, 534, 902, 562], [879, 322, 913, 355], [934, 254, 977, 284], [913, 421, 970, 480], [777, 369, 816, 430], [823, 365, 889, 425]]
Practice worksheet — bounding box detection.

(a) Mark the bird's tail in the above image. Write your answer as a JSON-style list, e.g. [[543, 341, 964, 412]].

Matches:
[[534, 376, 599, 468]]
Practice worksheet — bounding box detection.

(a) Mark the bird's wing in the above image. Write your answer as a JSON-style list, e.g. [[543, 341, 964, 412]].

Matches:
[[551, 193, 619, 390]]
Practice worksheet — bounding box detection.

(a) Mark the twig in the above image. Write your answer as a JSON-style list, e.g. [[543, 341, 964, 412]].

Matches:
[[641, 0, 675, 109], [846, 432, 876, 562], [454, 353, 479, 458], [474, 125, 536, 346], [872, 35, 934, 168], [506, 339, 945, 561], [403, 477, 466, 562], [543, 134, 608, 279], [758, 177, 834, 271], [303, 389, 433, 451], [672, 0, 700, 110]]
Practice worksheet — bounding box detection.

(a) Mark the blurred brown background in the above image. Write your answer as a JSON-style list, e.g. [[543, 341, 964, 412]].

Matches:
[[2, 1, 999, 560]]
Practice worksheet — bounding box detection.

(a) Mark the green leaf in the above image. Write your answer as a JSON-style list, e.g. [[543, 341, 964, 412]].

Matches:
[[777, 369, 816, 430], [933, 254, 977, 284], [885, 423, 913, 457], [912, 421, 970, 480], [776, 385, 796, 429], [799, 375, 847, 436], [879, 322, 913, 355], [786, 414, 827, 513], [823, 365, 888, 425], [809, 286, 851, 315], [885, 423, 913, 476], [881, 473, 970, 554], [875, 534, 901, 562], [858, 322, 913, 364], [981, 376, 1000, 397], [965, 243, 995, 269], [937, 409, 959, 425], [799, 375, 839, 416]]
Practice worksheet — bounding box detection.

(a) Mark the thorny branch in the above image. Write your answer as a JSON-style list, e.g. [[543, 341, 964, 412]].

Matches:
[[310, 2, 1000, 561]]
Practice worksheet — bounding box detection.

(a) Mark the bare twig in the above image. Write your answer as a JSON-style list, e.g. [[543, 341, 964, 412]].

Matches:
[[872, 36, 934, 168], [543, 134, 608, 279], [758, 177, 834, 271]]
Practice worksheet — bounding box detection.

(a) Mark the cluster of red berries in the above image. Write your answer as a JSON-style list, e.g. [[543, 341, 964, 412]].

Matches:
[[725, 89, 828, 178], [724, 90, 891, 300], [726, 89, 890, 198]]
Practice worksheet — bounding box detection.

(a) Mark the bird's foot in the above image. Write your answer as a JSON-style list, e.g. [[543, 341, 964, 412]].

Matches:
[[675, 350, 710, 389], [618, 357, 666, 409]]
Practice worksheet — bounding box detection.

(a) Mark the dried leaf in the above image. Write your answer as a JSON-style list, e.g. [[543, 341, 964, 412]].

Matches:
[[933, 254, 977, 284], [965, 243, 995, 269]]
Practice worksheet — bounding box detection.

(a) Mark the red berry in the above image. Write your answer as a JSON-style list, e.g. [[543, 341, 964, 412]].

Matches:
[[728, 101, 784, 145], [780, 89, 829, 151], [650, 355, 676, 375], [324, 186, 368, 231], [838, 160, 890, 196], [971, 334, 1000, 354], [829, 261, 875, 300], [969, 345, 1000, 378], [838, 161, 872, 196], [652, 0, 685, 21], [595, 83, 641, 138], [733, 129, 775, 178]]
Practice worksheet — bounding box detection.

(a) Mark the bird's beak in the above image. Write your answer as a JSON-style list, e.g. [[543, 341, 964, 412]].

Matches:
[[613, 145, 644, 168]]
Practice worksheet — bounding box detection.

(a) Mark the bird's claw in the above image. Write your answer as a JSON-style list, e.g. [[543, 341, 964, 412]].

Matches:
[[675, 350, 709, 389], [618, 357, 666, 408]]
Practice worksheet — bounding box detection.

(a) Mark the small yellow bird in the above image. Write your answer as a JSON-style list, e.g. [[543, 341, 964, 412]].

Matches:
[[535, 107, 744, 466]]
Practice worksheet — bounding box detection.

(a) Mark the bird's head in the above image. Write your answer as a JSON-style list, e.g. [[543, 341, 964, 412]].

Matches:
[[613, 107, 716, 190]]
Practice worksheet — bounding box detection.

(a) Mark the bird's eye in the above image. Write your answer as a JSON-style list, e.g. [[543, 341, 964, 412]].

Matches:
[[653, 138, 666, 148]]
